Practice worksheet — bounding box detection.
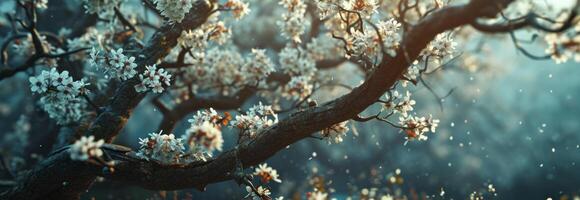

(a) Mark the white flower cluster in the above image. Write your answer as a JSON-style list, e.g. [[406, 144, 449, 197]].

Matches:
[[315, 0, 341, 19], [205, 21, 232, 45], [279, 45, 317, 77], [381, 88, 440, 144], [277, 0, 308, 43], [341, 18, 402, 59], [187, 108, 223, 126], [183, 108, 231, 160], [29, 68, 89, 124], [246, 186, 271, 200], [70, 135, 105, 161], [422, 33, 457, 62], [316, 0, 378, 20], [154, 0, 194, 23], [135, 64, 172, 93], [253, 163, 282, 183], [183, 121, 224, 158], [241, 49, 276, 85], [83, 0, 122, 17], [89, 48, 137, 81], [178, 29, 207, 49], [346, 30, 374, 57], [282, 76, 313, 100], [232, 102, 278, 138], [544, 25, 580, 63], [377, 18, 402, 56], [398, 115, 439, 145], [318, 7, 402, 59], [186, 47, 242, 94], [223, 0, 251, 20], [178, 20, 235, 48], [137, 131, 186, 164], [137, 109, 230, 164], [321, 121, 349, 144], [383, 91, 416, 117], [401, 60, 420, 87], [181, 47, 274, 95], [344, 0, 379, 19]]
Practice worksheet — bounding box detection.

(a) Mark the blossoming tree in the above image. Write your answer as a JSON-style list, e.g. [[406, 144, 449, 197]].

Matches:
[[0, 0, 578, 199]]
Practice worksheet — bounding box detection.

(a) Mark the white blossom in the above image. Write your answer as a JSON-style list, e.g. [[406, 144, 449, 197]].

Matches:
[[423, 33, 457, 61], [279, 45, 317, 77], [345, 30, 377, 57], [83, 0, 122, 17], [345, 0, 379, 19], [398, 115, 440, 145], [253, 163, 282, 183], [377, 18, 402, 56], [187, 108, 222, 126], [134, 64, 172, 93], [29, 68, 89, 124], [223, 0, 251, 20], [154, 0, 194, 22], [278, 0, 308, 43], [206, 21, 232, 45], [321, 121, 349, 144], [315, 0, 341, 19], [137, 131, 185, 164], [232, 102, 278, 138], [178, 29, 207, 49], [183, 121, 224, 155], [246, 186, 271, 200], [384, 90, 416, 117], [544, 28, 580, 64], [70, 136, 105, 161], [282, 75, 313, 100], [89, 48, 138, 81], [401, 60, 420, 87], [241, 49, 276, 85]]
